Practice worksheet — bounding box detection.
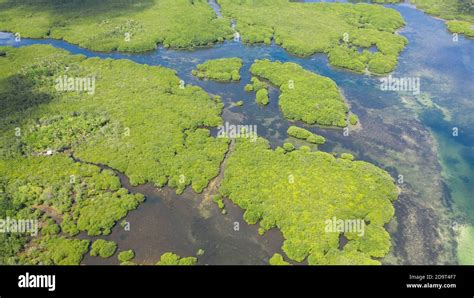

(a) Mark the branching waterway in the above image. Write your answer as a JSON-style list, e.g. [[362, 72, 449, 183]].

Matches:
[[1, 2, 472, 264]]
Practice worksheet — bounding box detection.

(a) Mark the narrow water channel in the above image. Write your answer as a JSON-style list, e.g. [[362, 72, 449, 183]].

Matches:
[[70, 155, 286, 265]]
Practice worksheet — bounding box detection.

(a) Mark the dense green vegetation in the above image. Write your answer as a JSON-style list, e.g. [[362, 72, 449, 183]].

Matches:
[[412, 0, 473, 22], [0, 3, 409, 265], [256, 89, 269, 105], [192, 58, 243, 81], [244, 76, 270, 105], [90, 239, 117, 258], [0, 152, 146, 243], [269, 253, 290, 265], [446, 20, 474, 38], [213, 194, 225, 210], [349, 114, 359, 126], [0, 177, 33, 264], [118, 249, 135, 262], [248, 77, 267, 92], [374, 0, 474, 37], [328, 29, 407, 74], [287, 126, 326, 145], [220, 138, 398, 264], [250, 60, 350, 127], [372, 0, 403, 3], [156, 252, 198, 265], [41, 218, 60, 236], [1, 45, 229, 193], [218, 0, 407, 74], [372, 1, 474, 38], [282, 143, 295, 152], [411, 0, 474, 38], [0, 45, 230, 264], [21, 113, 109, 154], [21, 236, 89, 265], [397, 0, 474, 38], [341, 153, 355, 161], [0, 0, 233, 51], [0, 154, 144, 238], [233, 100, 244, 107], [0, 0, 413, 72]]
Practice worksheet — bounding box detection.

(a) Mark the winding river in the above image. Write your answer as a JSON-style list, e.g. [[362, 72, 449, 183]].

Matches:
[[0, 1, 472, 264]]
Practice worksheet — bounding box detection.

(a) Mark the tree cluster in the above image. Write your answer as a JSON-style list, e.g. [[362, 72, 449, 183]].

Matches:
[[90, 239, 117, 258], [250, 59, 351, 127], [155, 252, 198, 265], [192, 58, 243, 82], [0, 0, 234, 52], [287, 126, 326, 145], [218, 0, 407, 74], [220, 138, 398, 265], [0, 45, 231, 264]]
